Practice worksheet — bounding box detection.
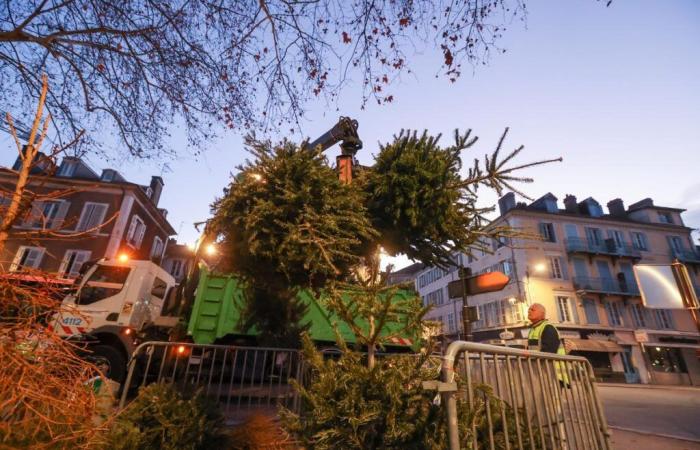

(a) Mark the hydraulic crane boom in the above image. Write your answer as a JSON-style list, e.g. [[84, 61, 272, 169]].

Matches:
[[303, 116, 361, 184], [303, 116, 362, 156]]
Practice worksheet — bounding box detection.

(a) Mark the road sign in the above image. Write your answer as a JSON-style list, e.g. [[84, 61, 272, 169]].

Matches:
[[499, 330, 515, 340], [633, 263, 699, 309], [448, 271, 510, 299], [634, 331, 649, 343]]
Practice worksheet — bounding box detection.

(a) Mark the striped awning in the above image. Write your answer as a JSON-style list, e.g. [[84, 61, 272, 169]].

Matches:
[[565, 338, 624, 353]]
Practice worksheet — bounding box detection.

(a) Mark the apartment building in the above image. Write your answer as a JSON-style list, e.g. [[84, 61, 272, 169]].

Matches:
[[417, 192, 700, 386], [0, 156, 176, 278]]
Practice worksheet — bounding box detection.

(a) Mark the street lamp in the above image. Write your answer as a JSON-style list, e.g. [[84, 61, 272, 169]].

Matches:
[[524, 262, 547, 306]]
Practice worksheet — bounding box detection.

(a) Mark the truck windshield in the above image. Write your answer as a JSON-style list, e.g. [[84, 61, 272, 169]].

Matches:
[[77, 265, 131, 306]]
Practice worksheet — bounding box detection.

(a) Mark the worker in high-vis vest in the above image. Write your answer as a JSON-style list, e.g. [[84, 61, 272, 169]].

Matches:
[[527, 303, 570, 387]]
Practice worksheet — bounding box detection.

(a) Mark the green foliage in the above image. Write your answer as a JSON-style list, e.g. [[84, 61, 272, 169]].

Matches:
[[211, 135, 376, 292], [362, 128, 560, 268], [283, 335, 544, 450], [281, 334, 447, 450], [210, 136, 377, 346], [105, 383, 229, 450]]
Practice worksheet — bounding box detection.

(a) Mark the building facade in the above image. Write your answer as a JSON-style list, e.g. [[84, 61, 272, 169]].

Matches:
[[0, 156, 176, 279], [417, 192, 700, 386]]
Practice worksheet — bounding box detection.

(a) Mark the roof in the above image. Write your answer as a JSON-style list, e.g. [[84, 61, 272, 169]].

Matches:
[[392, 262, 425, 275], [0, 167, 176, 235]]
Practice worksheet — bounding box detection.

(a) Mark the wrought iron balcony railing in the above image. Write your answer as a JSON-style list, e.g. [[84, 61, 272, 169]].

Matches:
[[565, 237, 641, 258], [671, 248, 700, 264], [572, 276, 640, 296]]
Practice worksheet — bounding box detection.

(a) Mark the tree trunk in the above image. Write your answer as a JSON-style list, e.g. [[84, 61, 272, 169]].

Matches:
[[0, 75, 49, 260]]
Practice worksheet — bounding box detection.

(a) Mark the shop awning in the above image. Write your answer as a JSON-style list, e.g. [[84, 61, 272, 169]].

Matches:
[[565, 338, 624, 353]]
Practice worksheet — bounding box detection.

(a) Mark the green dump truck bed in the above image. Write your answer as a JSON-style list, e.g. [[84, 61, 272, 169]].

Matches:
[[186, 267, 419, 350]]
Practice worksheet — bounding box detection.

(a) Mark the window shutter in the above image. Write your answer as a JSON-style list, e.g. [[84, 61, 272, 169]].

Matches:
[[71, 251, 90, 276], [58, 251, 73, 276], [89, 204, 107, 230], [126, 216, 138, 243], [23, 201, 44, 227], [51, 201, 70, 229], [10, 248, 25, 271], [538, 223, 546, 239], [559, 257, 569, 280], [77, 204, 94, 231], [136, 222, 146, 248], [569, 297, 579, 323]]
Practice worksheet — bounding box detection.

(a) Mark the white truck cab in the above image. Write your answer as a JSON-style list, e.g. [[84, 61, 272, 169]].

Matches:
[[51, 258, 179, 382]]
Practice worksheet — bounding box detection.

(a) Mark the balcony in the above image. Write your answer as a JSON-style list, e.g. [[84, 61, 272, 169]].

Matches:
[[572, 276, 640, 297], [671, 248, 700, 264], [565, 237, 641, 259]]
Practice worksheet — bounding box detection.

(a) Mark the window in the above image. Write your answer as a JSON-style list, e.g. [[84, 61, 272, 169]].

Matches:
[[151, 277, 168, 299], [605, 301, 624, 327], [549, 256, 564, 279], [76, 202, 108, 232], [582, 298, 600, 324], [539, 223, 556, 242], [170, 259, 184, 278], [77, 265, 131, 305], [668, 236, 684, 254], [585, 227, 603, 247], [630, 304, 648, 328], [161, 287, 181, 316], [59, 250, 91, 278], [425, 288, 444, 306], [631, 232, 649, 251], [658, 212, 674, 224], [509, 301, 523, 323], [556, 296, 575, 323], [501, 259, 513, 276], [25, 200, 68, 229], [447, 313, 455, 332], [57, 160, 77, 177], [151, 236, 164, 259], [654, 310, 674, 329], [648, 347, 687, 374], [418, 266, 449, 288], [608, 230, 625, 249], [126, 215, 146, 248], [474, 304, 485, 329], [10, 246, 45, 271]]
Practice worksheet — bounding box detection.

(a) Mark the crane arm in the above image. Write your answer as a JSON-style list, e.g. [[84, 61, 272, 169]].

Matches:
[[303, 116, 362, 156]]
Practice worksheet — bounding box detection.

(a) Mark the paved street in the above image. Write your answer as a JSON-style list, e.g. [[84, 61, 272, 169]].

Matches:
[[598, 385, 700, 443]]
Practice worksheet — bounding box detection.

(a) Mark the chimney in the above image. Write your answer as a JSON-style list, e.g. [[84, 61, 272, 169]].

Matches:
[[149, 176, 164, 206], [158, 208, 168, 219], [629, 198, 654, 211], [498, 192, 516, 216], [607, 198, 626, 217], [564, 195, 578, 213]]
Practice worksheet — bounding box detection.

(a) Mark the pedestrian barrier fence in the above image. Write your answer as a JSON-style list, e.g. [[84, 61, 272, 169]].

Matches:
[[119, 342, 304, 421], [429, 341, 612, 450]]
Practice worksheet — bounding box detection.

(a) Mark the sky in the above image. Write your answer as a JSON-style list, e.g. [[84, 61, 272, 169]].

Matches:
[[2, 0, 699, 269]]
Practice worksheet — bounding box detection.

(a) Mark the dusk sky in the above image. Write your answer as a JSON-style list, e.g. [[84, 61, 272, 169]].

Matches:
[[2, 0, 699, 268]]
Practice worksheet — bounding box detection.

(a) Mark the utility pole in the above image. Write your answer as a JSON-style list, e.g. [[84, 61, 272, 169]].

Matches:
[[460, 266, 472, 341]]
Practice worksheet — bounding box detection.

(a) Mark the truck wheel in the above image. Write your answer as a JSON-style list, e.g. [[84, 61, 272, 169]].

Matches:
[[91, 345, 127, 384]]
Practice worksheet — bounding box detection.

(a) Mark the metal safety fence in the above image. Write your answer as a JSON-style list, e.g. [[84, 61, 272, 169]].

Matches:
[[436, 341, 612, 450], [119, 341, 304, 421]]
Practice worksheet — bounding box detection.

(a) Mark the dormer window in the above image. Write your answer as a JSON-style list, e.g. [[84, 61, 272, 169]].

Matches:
[[57, 160, 77, 177], [658, 212, 674, 224]]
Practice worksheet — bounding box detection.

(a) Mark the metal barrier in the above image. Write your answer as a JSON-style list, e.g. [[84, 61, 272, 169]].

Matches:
[[119, 342, 304, 420], [439, 341, 612, 450]]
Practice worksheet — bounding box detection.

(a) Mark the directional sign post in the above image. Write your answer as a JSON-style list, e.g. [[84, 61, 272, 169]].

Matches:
[[449, 269, 510, 341]]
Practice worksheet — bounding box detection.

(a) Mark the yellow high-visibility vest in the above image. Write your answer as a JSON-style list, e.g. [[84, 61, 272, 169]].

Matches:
[[528, 320, 569, 385]]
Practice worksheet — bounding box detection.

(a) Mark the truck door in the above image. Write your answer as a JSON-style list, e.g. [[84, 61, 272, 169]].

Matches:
[[54, 265, 133, 335]]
